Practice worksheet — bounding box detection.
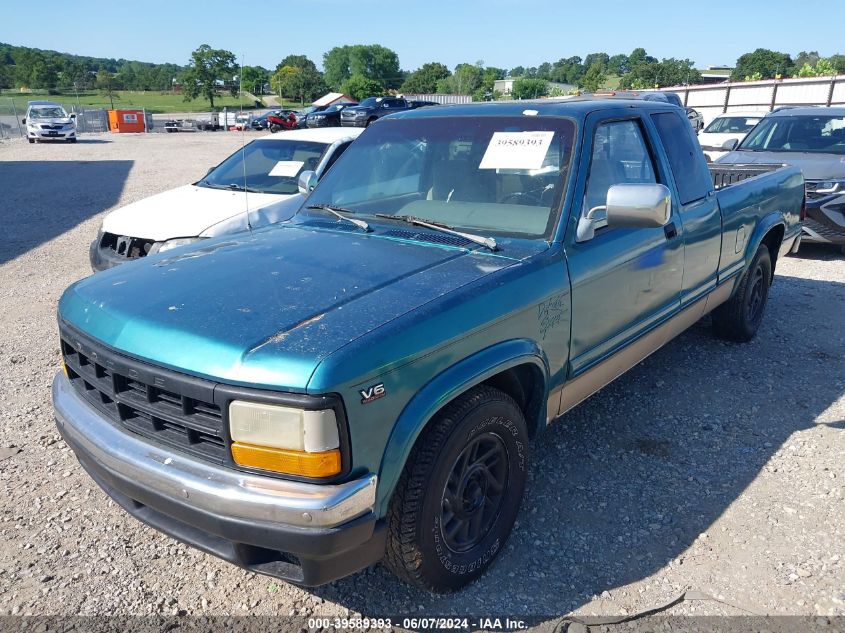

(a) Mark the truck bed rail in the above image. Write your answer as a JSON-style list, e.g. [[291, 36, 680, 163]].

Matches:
[[709, 163, 784, 190]]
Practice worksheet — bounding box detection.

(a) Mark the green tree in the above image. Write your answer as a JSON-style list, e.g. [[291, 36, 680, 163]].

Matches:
[[583, 53, 610, 72], [815, 58, 837, 76], [96, 69, 120, 109], [796, 57, 837, 78], [620, 58, 700, 89], [437, 63, 484, 95], [400, 62, 451, 93], [340, 74, 384, 101], [508, 66, 525, 78], [240, 65, 268, 96], [323, 44, 401, 91], [0, 60, 11, 89], [731, 48, 792, 81], [580, 62, 607, 92], [792, 51, 820, 74], [511, 78, 548, 99], [829, 54, 845, 73], [607, 53, 629, 76], [271, 64, 324, 105], [179, 44, 237, 109]]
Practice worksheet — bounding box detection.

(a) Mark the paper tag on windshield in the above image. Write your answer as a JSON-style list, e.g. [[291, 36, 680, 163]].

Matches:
[[479, 131, 554, 170], [269, 160, 304, 177]]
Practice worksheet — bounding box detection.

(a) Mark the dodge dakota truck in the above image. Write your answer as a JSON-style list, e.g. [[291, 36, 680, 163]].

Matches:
[[52, 97, 803, 592]]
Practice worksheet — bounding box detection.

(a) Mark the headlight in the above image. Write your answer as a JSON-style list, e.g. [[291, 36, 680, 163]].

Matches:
[[815, 181, 843, 194], [229, 400, 341, 477], [148, 237, 203, 254]]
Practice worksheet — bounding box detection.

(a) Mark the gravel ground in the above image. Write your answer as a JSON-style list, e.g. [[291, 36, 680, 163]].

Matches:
[[0, 133, 843, 626]]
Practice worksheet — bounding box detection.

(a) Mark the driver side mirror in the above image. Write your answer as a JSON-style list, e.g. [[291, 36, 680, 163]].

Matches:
[[21, 118, 25, 124], [297, 170, 318, 195], [576, 183, 672, 242], [69, 113, 77, 120], [721, 138, 738, 151]]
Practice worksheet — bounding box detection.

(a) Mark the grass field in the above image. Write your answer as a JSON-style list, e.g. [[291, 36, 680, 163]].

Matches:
[[1, 91, 299, 114]]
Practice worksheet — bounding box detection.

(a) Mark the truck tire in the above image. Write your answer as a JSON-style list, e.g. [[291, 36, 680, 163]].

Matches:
[[385, 385, 528, 592], [366, 117, 377, 127], [712, 244, 772, 342]]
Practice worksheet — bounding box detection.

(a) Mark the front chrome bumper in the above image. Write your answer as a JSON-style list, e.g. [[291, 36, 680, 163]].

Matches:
[[52, 371, 376, 529]]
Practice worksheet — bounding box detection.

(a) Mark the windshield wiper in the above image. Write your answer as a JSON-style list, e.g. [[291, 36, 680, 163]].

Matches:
[[307, 204, 371, 232], [374, 214, 497, 251], [226, 183, 262, 194]]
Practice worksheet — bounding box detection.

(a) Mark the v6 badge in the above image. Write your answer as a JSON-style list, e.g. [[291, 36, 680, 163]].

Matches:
[[359, 383, 386, 404]]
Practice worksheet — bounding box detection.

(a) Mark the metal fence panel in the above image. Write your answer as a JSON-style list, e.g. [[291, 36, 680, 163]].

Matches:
[[663, 76, 845, 126], [0, 98, 25, 140]]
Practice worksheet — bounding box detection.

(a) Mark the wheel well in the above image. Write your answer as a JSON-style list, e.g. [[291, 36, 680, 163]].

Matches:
[[481, 364, 545, 437], [760, 224, 784, 281]]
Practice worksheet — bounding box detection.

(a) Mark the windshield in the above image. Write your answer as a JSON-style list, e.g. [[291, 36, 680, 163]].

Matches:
[[739, 115, 845, 154], [323, 103, 352, 113], [704, 116, 761, 134], [305, 116, 576, 238], [358, 98, 379, 108], [30, 106, 67, 119], [198, 138, 329, 195]]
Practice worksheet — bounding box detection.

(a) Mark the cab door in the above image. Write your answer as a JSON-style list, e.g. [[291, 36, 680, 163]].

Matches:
[[564, 110, 684, 378]]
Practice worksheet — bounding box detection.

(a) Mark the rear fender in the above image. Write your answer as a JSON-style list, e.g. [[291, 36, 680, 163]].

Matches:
[[375, 339, 549, 515]]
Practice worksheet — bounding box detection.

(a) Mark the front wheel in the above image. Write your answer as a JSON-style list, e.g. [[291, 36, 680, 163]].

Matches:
[[712, 244, 772, 342], [385, 385, 528, 592]]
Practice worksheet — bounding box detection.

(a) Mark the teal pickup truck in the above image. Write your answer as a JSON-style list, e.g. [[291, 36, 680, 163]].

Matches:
[[53, 97, 804, 592]]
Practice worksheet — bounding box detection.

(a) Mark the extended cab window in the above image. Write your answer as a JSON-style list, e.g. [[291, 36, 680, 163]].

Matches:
[[307, 116, 575, 238], [651, 111, 713, 204], [583, 119, 657, 216]]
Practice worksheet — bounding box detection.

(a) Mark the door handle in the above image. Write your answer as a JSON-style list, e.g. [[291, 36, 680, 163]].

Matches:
[[664, 222, 678, 240]]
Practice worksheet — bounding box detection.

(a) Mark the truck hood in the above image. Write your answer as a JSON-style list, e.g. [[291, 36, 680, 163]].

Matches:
[[101, 184, 286, 241], [717, 150, 845, 180], [59, 223, 517, 391]]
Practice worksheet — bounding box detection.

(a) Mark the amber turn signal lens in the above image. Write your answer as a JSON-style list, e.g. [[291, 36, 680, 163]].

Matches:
[[231, 442, 341, 477]]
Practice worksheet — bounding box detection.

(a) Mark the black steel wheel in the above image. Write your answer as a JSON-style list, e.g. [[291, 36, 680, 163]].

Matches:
[[712, 244, 772, 342], [385, 385, 528, 592]]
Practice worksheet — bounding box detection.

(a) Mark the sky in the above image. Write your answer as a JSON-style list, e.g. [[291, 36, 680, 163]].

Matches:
[[2, 0, 843, 72]]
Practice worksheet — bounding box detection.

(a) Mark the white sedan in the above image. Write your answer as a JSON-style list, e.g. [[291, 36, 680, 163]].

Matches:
[[89, 127, 362, 271], [698, 111, 763, 162]]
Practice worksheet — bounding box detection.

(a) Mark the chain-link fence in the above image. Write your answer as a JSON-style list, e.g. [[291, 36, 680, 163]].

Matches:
[[0, 97, 109, 140]]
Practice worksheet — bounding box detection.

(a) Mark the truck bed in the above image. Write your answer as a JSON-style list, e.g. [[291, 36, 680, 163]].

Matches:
[[708, 163, 786, 190]]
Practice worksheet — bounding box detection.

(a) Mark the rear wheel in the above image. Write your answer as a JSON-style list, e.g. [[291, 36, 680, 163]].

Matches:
[[712, 244, 772, 342], [385, 385, 528, 592], [28, 138, 34, 144]]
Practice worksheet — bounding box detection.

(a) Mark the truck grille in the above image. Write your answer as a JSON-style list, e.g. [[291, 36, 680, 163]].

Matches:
[[61, 335, 226, 463]]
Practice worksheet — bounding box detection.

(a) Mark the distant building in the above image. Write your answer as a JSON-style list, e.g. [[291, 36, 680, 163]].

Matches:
[[401, 93, 472, 104], [698, 66, 733, 84], [313, 92, 356, 107], [494, 78, 575, 96]]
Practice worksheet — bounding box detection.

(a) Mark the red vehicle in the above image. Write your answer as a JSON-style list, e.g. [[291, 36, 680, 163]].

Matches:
[[267, 111, 298, 133]]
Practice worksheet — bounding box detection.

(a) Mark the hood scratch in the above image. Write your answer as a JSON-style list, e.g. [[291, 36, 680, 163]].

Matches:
[[246, 313, 326, 355]]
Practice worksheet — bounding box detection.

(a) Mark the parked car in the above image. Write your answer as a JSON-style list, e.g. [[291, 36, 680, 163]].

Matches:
[[295, 105, 327, 128], [340, 96, 413, 127], [22, 100, 77, 143], [717, 106, 845, 250], [697, 111, 763, 162], [88, 127, 363, 271], [305, 102, 358, 128], [686, 107, 704, 133], [54, 97, 803, 592]]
